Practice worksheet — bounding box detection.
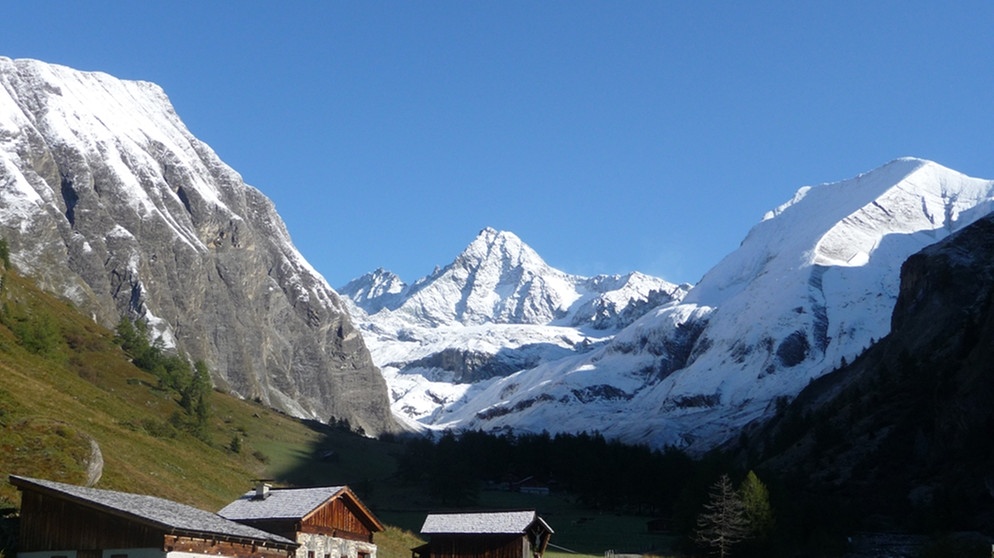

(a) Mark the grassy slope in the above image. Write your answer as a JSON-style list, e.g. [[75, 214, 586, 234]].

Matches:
[[0, 267, 423, 555], [0, 268, 267, 508], [0, 267, 671, 557]]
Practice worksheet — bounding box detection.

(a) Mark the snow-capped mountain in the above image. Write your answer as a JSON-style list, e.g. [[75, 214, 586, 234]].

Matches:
[[346, 159, 994, 450], [345, 228, 685, 329], [0, 57, 395, 434], [340, 227, 689, 428]]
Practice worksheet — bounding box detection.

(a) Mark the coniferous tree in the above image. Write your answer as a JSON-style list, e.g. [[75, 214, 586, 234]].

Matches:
[[184, 360, 212, 436], [695, 474, 749, 558], [739, 470, 775, 541]]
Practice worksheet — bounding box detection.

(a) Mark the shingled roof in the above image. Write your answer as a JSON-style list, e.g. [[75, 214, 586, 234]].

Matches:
[[10, 475, 297, 548], [420, 510, 553, 535], [218, 485, 384, 531], [220, 486, 345, 521]]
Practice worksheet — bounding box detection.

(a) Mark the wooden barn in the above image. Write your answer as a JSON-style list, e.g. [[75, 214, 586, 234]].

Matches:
[[412, 510, 553, 558], [9, 475, 298, 558], [218, 482, 383, 558]]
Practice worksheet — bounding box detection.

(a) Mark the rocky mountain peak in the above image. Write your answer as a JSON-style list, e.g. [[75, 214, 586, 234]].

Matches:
[[339, 268, 407, 314], [0, 57, 396, 434], [455, 227, 547, 271], [349, 228, 578, 327], [340, 227, 685, 428]]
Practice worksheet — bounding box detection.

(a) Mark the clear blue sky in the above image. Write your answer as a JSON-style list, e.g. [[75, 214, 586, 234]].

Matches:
[[5, 2, 993, 287]]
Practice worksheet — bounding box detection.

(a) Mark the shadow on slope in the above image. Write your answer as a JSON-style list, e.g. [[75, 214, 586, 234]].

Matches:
[[752, 213, 994, 539]]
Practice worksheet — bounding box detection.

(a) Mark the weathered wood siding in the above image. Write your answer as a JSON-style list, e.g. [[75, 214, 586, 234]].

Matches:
[[426, 535, 529, 558], [302, 498, 374, 542], [19, 491, 292, 558], [19, 490, 162, 551]]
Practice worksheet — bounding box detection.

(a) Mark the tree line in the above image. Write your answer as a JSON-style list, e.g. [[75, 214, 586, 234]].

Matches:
[[395, 429, 778, 556]]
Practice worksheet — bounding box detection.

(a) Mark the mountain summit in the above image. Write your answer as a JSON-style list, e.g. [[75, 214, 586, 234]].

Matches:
[[0, 57, 395, 434], [346, 228, 601, 327], [340, 228, 688, 428], [345, 159, 994, 449]]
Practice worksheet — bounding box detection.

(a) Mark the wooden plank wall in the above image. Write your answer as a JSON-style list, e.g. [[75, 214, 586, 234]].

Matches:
[[19, 491, 162, 551], [18, 491, 293, 558], [301, 498, 373, 542], [427, 534, 527, 558]]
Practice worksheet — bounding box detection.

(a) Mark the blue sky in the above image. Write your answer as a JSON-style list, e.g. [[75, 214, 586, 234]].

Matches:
[[5, 2, 993, 287]]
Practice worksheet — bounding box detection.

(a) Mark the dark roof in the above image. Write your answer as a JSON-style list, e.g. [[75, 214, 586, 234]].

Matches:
[[420, 510, 553, 535], [219, 485, 384, 531], [10, 475, 297, 548]]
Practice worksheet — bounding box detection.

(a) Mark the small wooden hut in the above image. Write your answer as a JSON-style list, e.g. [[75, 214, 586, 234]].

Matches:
[[10, 475, 297, 558], [412, 510, 553, 558], [219, 482, 383, 558]]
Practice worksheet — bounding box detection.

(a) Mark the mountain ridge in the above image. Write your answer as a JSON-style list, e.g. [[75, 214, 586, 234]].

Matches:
[[343, 158, 994, 451], [751, 208, 994, 533]]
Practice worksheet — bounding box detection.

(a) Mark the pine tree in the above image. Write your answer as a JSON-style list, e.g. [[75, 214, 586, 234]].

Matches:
[[695, 474, 750, 558], [189, 360, 212, 424]]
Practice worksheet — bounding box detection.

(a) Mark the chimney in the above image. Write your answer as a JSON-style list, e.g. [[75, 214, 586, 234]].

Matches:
[[253, 480, 272, 500]]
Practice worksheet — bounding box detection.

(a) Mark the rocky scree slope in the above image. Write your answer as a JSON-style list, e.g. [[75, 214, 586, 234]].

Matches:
[[0, 57, 394, 434]]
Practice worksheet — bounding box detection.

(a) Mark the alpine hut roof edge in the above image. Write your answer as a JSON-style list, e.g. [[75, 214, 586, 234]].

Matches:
[[420, 510, 553, 535], [218, 484, 384, 532]]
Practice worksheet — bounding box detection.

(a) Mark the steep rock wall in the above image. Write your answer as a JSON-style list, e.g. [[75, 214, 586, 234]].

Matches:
[[0, 57, 395, 434]]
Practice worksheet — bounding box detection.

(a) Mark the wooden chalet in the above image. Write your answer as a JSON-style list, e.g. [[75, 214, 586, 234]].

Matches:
[[412, 511, 553, 558], [218, 482, 383, 558], [9, 475, 298, 558]]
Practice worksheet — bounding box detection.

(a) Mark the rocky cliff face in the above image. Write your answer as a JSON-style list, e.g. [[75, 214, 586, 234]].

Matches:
[[0, 57, 395, 434]]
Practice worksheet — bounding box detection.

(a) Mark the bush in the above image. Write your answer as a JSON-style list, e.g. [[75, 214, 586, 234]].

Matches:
[[115, 318, 213, 440], [141, 418, 179, 439], [252, 450, 269, 464], [3, 304, 61, 356], [0, 238, 10, 269]]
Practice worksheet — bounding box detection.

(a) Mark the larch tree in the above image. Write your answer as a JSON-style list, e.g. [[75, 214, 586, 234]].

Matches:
[[695, 474, 750, 558], [739, 470, 775, 541]]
